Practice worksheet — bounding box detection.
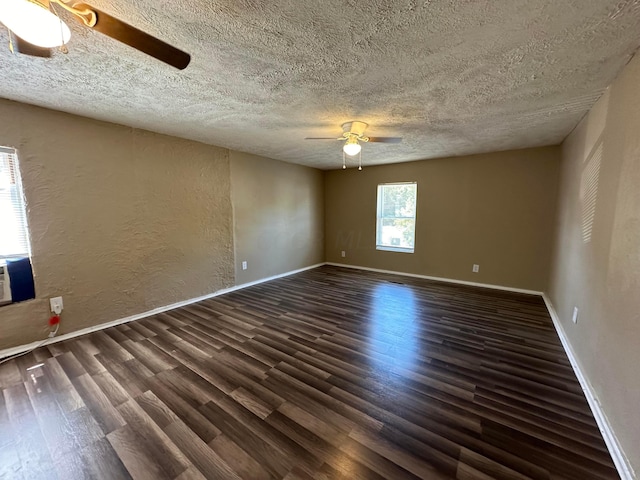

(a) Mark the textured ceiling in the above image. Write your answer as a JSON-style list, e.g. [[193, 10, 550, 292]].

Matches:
[[1, 0, 640, 169]]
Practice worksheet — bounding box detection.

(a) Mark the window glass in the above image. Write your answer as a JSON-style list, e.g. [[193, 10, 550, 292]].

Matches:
[[376, 182, 417, 253]]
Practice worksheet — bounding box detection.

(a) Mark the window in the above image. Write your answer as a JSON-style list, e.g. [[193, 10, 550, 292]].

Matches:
[[376, 182, 417, 253], [0, 147, 31, 260]]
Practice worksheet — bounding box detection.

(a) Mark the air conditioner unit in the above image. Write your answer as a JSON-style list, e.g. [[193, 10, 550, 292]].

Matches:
[[0, 258, 35, 305], [0, 265, 11, 305]]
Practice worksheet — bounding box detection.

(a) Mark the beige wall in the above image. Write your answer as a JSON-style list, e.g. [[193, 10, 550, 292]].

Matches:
[[549, 54, 640, 475], [0, 99, 234, 350], [230, 151, 324, 284], [325, 147, 560, 291]]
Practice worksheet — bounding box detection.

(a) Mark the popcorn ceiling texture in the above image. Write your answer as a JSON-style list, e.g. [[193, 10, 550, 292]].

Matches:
[[0, 99, 234, 350], [1, 0, 640, 169]]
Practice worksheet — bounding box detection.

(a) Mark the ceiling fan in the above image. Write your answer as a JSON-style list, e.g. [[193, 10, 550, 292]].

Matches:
[[0, 0, 190, 69], [306, 121, 402, 169]]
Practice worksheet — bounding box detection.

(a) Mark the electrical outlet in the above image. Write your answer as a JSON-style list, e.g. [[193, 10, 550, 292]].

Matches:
[[472, 264, 480, 273], [241, 261, 248, 271], [572, 306, 579, 324], [50, 297, 63, 315], [341, 251, 346, 258]]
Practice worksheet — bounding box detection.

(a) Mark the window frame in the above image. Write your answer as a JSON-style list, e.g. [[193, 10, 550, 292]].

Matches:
[[0, 146, 31, 262], [375, 182, 417, 254]]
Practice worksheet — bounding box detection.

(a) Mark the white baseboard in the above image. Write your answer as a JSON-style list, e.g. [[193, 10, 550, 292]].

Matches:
[[542, 294, 635, 480], [326, 262, 543, 296], [0, 262, 538, 359], [0, 262, 324, 360]]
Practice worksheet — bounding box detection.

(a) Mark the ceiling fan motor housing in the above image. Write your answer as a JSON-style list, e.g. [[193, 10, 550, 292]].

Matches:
[[342, 121, 369, 138]]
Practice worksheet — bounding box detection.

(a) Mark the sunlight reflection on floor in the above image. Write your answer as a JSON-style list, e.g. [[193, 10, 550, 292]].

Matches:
[[368, 283, 420, 374]]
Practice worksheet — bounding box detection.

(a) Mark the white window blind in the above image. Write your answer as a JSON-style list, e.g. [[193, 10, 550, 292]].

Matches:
[[0, 146, 31, 259], [376, 182, 417, 253]]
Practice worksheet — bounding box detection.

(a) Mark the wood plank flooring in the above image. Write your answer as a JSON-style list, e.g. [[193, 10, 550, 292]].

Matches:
[[0, 265, 618, 479]]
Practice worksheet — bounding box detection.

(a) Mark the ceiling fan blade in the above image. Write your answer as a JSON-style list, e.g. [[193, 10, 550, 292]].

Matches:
[[367, 137, 403, 144], [305, 137, 343, 140], [73, 3, 190, 70], [10, 33, 52, 58]]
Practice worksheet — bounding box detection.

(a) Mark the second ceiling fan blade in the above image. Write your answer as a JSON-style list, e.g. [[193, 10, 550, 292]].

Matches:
[[367, 137, 403, 143], [73, 3, 191, 70], [305, 137, 342, 140]]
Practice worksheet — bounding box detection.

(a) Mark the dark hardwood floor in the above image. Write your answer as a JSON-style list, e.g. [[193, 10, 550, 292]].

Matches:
[[0, 265, 618, 479]]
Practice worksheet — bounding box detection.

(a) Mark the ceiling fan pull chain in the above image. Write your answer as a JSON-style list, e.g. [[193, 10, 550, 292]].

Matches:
[[342, 151, 347, 169], [49, 2, 69, 53], [358, 151, 362, 171], [7, 27, 14, 54]]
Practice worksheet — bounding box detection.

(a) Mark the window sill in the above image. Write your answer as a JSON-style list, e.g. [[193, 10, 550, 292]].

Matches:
[[376, 246, 414, 254]]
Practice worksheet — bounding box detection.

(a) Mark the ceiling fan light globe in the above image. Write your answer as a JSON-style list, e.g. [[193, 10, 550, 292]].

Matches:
[[0, 0, 71, 48], [343, 142, 361, 156]]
